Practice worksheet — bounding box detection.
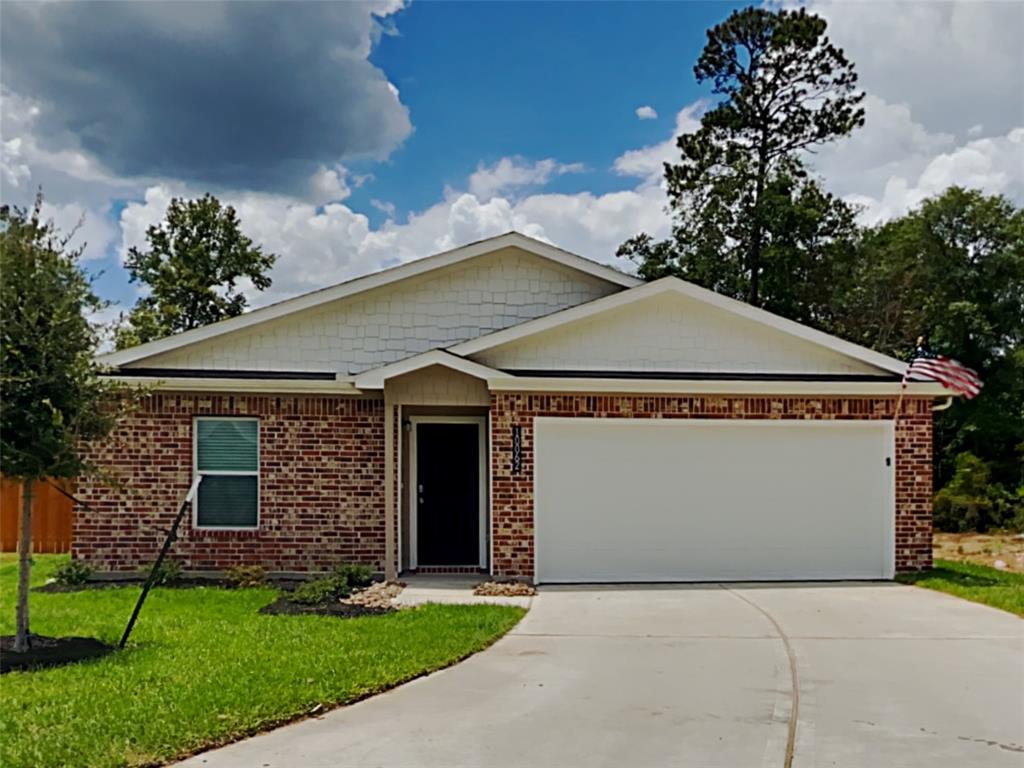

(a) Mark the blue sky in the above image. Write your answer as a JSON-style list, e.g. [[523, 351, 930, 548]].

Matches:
[[355, 1, 742, 219], [0, 1, 1020, 319]]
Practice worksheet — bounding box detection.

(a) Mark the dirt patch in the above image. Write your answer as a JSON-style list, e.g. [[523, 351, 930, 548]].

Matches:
[[934, 532, 1024, 572], [1, 634, 114, 674], [259, 597, 393, 618], [474, 580, 537, 597]]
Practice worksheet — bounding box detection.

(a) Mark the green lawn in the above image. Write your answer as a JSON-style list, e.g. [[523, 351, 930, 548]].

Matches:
[[0, 554, 525, 768], [896, 558, 1024, 617]]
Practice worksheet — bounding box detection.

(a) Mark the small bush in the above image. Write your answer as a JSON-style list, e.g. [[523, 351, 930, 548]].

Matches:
[[138, 558, 184, 586], [333, 562, 373, 588], [225, 564, 267, 588], [934, 452, 1023, 532], [291, 574, 351, 605], [53, 559, 95, 586]]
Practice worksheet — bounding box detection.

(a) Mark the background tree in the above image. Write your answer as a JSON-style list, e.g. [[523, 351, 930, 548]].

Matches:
[[620, 6, 865, 313], [833, 187, 1024, 496], [116, 194, 276, 348], [0, 195, 137, 652]]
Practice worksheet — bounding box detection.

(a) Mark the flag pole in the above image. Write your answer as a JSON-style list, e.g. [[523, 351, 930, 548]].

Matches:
[[895, 336, 925, 426]]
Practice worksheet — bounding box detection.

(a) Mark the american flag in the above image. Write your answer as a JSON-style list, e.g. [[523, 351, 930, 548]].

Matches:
[[903, 350, 983, 399]]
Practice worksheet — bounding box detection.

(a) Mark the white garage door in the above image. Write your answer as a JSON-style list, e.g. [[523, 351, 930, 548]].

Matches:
[[534, 418, 894, 583]]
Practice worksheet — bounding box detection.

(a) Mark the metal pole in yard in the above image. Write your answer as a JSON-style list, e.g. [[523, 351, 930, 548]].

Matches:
[[118, 476, 202, 650]]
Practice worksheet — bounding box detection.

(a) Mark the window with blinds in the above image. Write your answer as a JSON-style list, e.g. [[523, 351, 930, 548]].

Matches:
[[194, 418, 259, 529]]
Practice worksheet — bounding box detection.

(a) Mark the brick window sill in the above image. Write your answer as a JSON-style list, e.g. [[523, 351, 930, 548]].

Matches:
[[189, 528, 261, 540]]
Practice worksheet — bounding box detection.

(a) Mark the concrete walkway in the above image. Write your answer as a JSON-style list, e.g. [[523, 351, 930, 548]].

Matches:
[[178, 583, 1024, 768], [393, 574, 534, 609]]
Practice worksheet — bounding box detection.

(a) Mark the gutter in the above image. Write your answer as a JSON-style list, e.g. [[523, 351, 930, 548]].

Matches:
[[104, 370, 363, 395]]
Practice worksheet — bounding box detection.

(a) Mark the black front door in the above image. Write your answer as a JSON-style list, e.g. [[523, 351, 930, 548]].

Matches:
[[416, 422, 480, 566]]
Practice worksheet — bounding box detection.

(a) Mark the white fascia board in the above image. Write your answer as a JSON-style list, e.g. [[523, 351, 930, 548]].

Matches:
[[453, 277, 909, 376], [486, 377, 949, 396], [98, 231, 639, 368], [107, 376, 364, 395], [354, 350, 507, 390]]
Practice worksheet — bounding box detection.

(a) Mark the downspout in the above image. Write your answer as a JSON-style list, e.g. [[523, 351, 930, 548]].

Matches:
[[932, 396, 955, 412]]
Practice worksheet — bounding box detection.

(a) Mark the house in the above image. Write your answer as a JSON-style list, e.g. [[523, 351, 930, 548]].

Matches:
[[79, 232, 943, 583]]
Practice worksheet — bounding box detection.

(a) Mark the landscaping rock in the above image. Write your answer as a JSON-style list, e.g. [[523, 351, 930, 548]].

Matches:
[[473, 581, 537, 597], [343, 581, 404, 608], [1, 634, 114, 673]]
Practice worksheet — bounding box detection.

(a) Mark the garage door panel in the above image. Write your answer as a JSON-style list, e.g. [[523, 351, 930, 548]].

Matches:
[[534, 419, 893, 582]]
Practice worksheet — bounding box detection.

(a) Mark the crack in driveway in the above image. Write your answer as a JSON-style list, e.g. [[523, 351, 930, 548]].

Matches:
[[721, 585, 800, 768]]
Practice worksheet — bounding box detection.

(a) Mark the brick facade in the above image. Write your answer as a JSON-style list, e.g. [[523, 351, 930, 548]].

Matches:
[[490, 392, 933, 580], [76, 388, 933, 579], [75, 393, 386, 572]]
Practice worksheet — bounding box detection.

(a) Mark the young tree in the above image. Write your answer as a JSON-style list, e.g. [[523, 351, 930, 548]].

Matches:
[[0, 195, 137, 651], [116, 194, 276, 348], [620, 6, 865, 310]]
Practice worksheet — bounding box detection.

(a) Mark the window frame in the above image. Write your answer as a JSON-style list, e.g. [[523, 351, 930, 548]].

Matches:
[[192, 416, 261, 531]]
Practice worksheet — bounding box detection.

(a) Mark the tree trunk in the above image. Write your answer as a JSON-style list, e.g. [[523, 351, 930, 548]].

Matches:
[[748, 139, 769, 307], [748, 175, 765, 306], [13, 479, 33, 652]]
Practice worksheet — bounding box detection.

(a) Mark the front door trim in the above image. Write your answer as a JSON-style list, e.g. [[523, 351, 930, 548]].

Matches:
[[409, 415, 488, 570]]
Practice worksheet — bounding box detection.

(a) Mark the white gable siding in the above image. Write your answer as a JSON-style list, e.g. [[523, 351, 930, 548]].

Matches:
[[385, 366, 491, 406], [130, 247, 620, 374], [474, 292, 884, 375]]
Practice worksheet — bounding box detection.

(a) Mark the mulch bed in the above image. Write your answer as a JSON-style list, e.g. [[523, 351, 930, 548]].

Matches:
[[1, 634, 114, 674], [259, 596, 394, 618]]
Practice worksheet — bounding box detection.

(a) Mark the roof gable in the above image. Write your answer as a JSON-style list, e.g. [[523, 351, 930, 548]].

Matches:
[[455, 278, 906, 377], [102, 233, 638, 372], [109, 242, 631, 375], [101, 232, 639, 370]]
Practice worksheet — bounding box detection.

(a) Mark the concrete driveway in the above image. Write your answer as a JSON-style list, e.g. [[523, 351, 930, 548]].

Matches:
[[179, 583, 1024, 768]]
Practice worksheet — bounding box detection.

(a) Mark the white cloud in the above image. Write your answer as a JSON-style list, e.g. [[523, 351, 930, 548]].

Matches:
[[846, 128, 1024, 224], [801, 0, 1024, 222], [635, 105, 658, 120], [370, 198, 397, 219], [309, 164, 352, 204], [614, 102, 705, 183], [1, 137, 30, 188], [40, 199, 119, 263], [466, 157, 585, 199], [806, 0, 1023, 137]]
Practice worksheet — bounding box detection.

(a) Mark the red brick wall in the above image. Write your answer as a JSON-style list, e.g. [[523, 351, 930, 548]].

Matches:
[[75, 393, 386, 573], [490, 393, 933, 580]]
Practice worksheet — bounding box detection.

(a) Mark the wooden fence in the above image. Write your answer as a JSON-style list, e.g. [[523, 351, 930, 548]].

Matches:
[[0, 478, 74, 553]]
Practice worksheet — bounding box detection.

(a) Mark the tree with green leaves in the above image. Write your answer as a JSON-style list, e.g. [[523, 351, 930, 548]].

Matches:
[[620, 6, 865, 313], [116, 194, 276, 349], [833, 187, 1024, 492], [1, 194, 138, 652]]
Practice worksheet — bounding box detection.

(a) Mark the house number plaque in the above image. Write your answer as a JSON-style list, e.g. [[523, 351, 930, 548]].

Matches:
[[512, 425, 522, 475]]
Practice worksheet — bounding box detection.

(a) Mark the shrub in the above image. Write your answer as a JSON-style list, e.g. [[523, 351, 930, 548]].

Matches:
[[53, 559, 95, 586], [225, 565, 267, 588], [934, 452, 1023, 532], [137, 558, 184, 586], [291, 574, 352, 605], [333, 562, 373, 588]]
